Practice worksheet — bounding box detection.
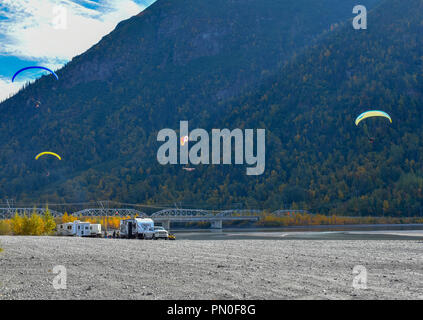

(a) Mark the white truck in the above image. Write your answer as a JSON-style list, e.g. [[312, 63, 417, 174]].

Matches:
[[57, 220, 102, 237], [153, 226, 169, 240]]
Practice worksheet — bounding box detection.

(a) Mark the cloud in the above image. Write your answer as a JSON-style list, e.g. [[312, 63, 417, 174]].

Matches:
[[0, 0, 153, 101], [0, 77, 25, 102], [0, 0, 149, 64]]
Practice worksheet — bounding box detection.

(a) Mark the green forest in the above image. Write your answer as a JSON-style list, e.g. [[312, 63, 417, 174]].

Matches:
[[0, 0, 422, 216]]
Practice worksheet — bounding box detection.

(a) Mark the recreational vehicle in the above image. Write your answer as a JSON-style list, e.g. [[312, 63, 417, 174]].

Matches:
[[89, 224, 102, 237], [75, 222, 91, 237], [57, 220, 102, 237], [119, 218, 155, 239], [57, 222, 76, 236]]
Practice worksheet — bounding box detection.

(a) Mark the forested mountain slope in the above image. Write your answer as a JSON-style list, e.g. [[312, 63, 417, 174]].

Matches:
[[218, 0, 423, 215], [2, 0, 419, 217]]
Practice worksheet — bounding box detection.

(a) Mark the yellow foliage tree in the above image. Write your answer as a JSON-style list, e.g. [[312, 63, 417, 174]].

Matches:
[[11, 212, 24, 235], [0, 219, 12, 235], [10, 210, 56, 236], [28, 213, 44, 235], [20, 213, 31, 235], [43, 208, 56, 235], [62, 212, 77, 223]]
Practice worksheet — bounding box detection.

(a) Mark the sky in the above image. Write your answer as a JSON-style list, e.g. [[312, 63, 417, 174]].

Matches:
[[0, 0, 156, 102]]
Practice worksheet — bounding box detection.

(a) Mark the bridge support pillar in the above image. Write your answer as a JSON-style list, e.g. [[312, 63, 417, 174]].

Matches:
[[211, 220, 223, 229], [161, 220, 170, 231]]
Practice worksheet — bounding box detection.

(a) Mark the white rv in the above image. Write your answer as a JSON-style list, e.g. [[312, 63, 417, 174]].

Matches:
[[89, 224, 102, 237], [57, 220, 102, 237], [57, 222, 76, 236], [119, 218, 155, 239]]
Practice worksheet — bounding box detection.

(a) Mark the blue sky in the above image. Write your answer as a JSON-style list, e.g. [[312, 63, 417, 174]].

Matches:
[[0, 0, 156, 101]]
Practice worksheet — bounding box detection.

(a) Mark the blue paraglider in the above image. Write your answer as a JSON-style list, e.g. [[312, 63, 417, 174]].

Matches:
[[12, 66, 59, 82]]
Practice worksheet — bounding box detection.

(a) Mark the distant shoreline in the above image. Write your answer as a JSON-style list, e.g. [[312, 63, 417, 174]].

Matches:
[[172, 223, 423, 232]]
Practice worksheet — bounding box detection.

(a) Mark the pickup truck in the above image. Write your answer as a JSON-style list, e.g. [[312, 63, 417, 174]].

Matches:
[[153, 226, 169, 240]]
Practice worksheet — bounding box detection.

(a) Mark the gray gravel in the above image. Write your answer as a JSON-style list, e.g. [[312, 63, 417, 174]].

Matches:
[[0, 236, 422, 300]]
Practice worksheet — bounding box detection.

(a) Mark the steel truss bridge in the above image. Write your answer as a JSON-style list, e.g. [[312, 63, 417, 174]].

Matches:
[[0, 207, 311, 229], [0, 207, 63, 219], [150, 209, 263, 229], [71, 208, 147, 217]]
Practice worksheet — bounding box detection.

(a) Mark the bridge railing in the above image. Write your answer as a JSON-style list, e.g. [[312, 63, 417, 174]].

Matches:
[[151, 209, 214, 217], [72, 208, 147, 217], [0, 208, 63, 218]]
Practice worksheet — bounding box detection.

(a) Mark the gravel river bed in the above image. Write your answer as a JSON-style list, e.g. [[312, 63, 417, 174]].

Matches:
[[0, 236, 422, 299]]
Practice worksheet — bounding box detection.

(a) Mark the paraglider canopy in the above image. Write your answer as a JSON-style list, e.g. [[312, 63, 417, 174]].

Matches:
[[12, 66, 59, 82], [355, 110, 392, 126], [35, 152, 62, 161]]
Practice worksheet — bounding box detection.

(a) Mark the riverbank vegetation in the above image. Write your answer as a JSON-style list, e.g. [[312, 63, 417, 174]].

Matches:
[[0, 212, 132, 235], [256, 212, 423, 227], [0, 209, 56, 235], [1, 210, 423, 235]]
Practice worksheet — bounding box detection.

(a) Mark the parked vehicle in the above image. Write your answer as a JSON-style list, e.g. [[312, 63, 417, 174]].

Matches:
[[75, 222, 91, 237], [89, 224, 102, 237], [57, 222, 75, 236], [153, 226, 169, 239], [57, 220, 102, 237], [119, 218, 155, 239], [168, 233, 176, 240]]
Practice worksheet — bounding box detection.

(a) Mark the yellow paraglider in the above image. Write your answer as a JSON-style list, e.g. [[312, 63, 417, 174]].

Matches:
[[35, 152, 62, 161], [355, 110, 392, 126]]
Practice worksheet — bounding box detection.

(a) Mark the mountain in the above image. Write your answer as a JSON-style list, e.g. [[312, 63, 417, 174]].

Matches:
[[3, 0, 421, 216], [219, 0, 423, 215]]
